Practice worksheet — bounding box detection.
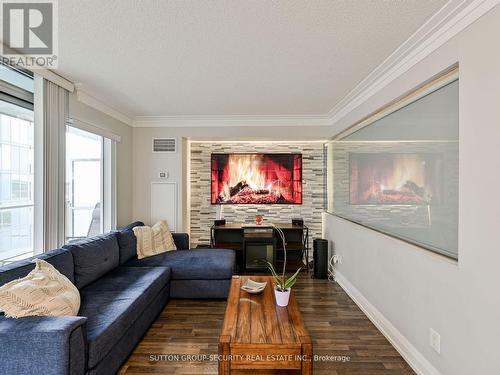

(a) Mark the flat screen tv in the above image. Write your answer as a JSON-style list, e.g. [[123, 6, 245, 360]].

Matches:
[[211, 153, 302, 204]]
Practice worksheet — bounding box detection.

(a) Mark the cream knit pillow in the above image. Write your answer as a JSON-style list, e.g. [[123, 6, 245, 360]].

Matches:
[[0, 259, 81, 318], [133, 220, 177, 259]]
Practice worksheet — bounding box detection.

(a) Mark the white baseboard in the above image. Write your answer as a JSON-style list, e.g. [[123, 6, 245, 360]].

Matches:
[[335, 271, 441, 375]]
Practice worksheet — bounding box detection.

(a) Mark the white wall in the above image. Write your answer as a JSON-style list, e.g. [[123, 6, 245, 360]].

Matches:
[[324, 5, 500, 375], [132, 125, 330, 230], [69, 94, 134, 226]]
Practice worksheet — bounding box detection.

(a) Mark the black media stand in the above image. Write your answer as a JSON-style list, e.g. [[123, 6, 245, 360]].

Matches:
[[210, 223, 309, 273]]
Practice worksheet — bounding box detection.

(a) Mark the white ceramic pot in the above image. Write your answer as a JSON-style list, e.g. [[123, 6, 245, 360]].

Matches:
[[274, 287, 291, 307]]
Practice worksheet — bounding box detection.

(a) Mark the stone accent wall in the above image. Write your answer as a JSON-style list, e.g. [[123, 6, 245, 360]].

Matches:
[[190, 142, 325, 250]]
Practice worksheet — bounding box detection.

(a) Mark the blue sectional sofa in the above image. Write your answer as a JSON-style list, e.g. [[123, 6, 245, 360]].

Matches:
[[0, 222, 235, 375]]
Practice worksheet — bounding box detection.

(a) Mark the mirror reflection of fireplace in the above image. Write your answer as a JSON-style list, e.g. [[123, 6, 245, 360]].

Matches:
[[349, 153, 443, 206]]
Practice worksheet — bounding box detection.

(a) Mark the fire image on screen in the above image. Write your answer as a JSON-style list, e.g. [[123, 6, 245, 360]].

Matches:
[[211, 153, 302, 204], [349, 153, 442, 205]]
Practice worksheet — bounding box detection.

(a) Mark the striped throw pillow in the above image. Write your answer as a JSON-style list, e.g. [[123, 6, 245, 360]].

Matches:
[[133, 220, 177, 259]]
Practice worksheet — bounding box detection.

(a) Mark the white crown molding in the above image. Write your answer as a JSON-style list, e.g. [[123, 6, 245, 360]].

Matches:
[[327, 0, 499, 125], [132, 114, 332, 128], [335, 271, 442, 375], [75, 88, 133, 126]]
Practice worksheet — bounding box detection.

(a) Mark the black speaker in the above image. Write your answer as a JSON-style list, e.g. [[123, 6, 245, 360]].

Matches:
[[214, 219, 226, 226], [313, 239, 328, 279]]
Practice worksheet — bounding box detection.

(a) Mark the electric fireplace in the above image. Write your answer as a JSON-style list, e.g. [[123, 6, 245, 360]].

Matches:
[[211, 153, 302, 204], [349, 153, 442, 205]]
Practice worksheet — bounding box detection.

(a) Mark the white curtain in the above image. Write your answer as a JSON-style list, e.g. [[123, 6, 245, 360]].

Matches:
[[41, 79, 68, 249]]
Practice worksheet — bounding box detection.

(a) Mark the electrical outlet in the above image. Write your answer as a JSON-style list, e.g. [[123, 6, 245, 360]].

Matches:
[[430, 328, 441, 354]]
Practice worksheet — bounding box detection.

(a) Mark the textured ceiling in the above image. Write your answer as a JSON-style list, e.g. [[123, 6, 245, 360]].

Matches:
[[57, 0, 447, 118]]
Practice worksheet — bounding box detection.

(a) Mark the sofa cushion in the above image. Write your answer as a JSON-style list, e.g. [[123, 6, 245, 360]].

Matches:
[[172, 233, 189, 250], [115, 221, 144, 265], [79, 266, 170, 368], [120, 221, 145, 232], [63, 232, 119, 289], [0, 248, 74, 287], [125, 248, 235, 280]]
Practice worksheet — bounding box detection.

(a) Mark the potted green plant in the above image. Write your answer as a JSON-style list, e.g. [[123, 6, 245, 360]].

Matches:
[[264, 225, 301, 307]]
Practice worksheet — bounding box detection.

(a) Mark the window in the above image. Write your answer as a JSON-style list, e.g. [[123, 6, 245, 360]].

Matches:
[[0, 64, 117, 261], [0, 65, 35, 265], [65, 125, 115, 242]]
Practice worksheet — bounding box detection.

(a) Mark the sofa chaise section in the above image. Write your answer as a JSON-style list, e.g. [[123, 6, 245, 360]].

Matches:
[[117, 222, 235, 299], [124, 248, 235, 299]]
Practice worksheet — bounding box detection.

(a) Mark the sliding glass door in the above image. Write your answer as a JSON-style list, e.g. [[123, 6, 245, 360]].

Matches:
[[65, 126, 103, 242]]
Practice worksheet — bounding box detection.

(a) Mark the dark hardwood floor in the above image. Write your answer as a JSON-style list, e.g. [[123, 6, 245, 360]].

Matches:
[[119, 275, 415, 375]]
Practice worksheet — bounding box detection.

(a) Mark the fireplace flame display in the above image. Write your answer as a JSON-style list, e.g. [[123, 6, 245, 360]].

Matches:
[[350, 153, 442, 205], [211, 153, 302, 204]]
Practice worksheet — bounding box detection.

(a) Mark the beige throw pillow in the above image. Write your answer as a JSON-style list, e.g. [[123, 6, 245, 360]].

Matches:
[[133, 220, 177, 259], [0, 259, 81, 318]]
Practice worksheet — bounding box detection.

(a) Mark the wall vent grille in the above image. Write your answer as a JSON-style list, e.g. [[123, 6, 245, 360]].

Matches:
[[152, 138, 177, 153]]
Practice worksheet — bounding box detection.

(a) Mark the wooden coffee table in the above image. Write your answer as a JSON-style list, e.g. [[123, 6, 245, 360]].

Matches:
[[218, 276, 312, 374]]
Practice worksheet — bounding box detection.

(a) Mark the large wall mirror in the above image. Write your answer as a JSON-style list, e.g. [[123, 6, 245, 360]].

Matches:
[[326, 68, 459, 259]]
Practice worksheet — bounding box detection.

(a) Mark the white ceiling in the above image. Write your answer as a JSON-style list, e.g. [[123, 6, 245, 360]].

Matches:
[[57, 0, 447, 120]]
